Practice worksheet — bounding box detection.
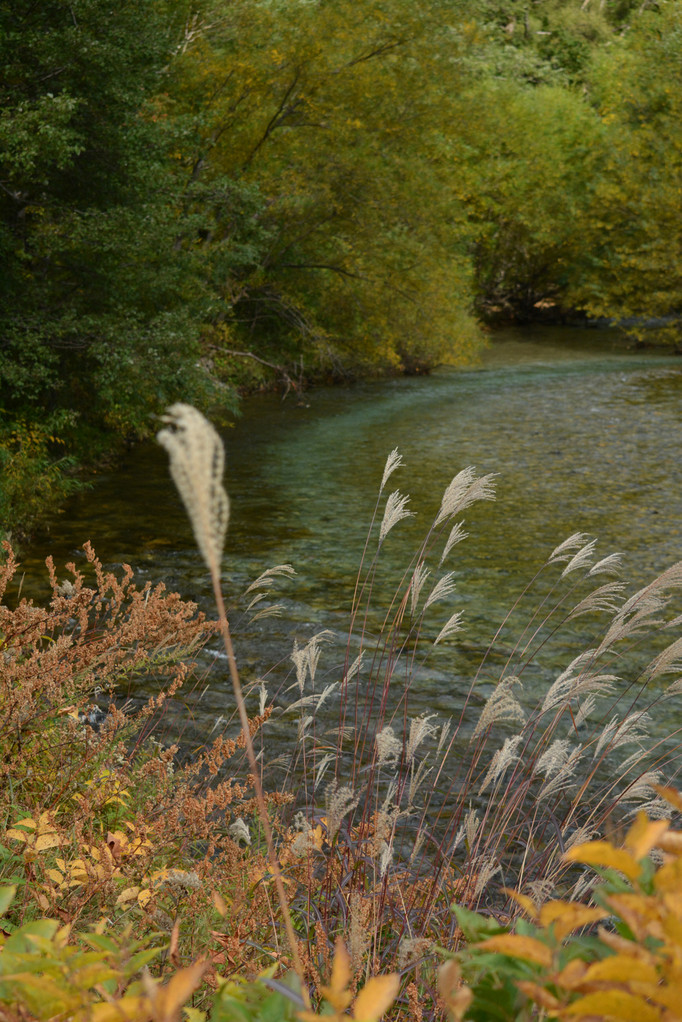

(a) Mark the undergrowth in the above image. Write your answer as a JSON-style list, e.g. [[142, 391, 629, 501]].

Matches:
[[2, 402, 682, 1021]]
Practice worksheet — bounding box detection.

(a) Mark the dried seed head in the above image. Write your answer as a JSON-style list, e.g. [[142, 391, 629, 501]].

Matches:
[[157, 404, 229, 575], [376, 725, 402, 767]]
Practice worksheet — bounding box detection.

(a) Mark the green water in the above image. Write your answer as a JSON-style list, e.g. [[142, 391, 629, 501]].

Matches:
[[17, 326, 682, 750]]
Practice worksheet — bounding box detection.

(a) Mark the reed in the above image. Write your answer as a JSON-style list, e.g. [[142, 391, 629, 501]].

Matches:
[[157, 405, 682, 1016]]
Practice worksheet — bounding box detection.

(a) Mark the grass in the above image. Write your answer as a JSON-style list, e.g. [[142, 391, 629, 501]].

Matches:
[[1, 404, 681, 1021]]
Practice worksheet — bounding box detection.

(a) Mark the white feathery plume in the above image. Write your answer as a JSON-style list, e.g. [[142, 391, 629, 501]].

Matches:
[[315, 753, 334, 787], [325, 781, 359, 842], [436, 718, 452, 757], [434, 610, 465, 645], [626, 797, 672, 820], [478, 735, 522, 794], [646, 635, 682, 680], [406, 714, 438, 761], [435, 468, 496, 526], [562, 825, 595, 851], [538, 746, 582, 799], [245, 564, 296, 594], [409, 759, 432, 804], [439, 521, 469, 566], [533, 739, 572, 779], [574, 693, 597, 728], [541, 649, 617, 714], [472, 856, 501, 899], [424, 571, 457, 611], [342, 651, 364, 686], [567, 582, 626, 622], [379, 490, 415, 545], [380, 448, 404, 492], [379, 840, 394, 879], [561, 538, 598, 577], [258, 680, 268, 716], [157, 403, 229, 574], [473, 676, 525, 738], [290, 631, 333, 693], [620, 770, 662, 804], [589, 553, 623, 576], [376, 726, 402, 767], [594, 712, 650, 758], [549, 532, 591, 564], [410, 563, 430, 616], [453, 807, 479, 851]]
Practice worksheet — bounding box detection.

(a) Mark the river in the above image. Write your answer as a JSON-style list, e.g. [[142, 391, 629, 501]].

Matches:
[[15, 326, 682, 760]]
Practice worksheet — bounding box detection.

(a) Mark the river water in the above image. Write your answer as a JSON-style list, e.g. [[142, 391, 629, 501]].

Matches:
[[16, 326, 682, 756]]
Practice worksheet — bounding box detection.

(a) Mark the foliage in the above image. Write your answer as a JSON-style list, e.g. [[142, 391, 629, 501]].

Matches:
[[166, 0, 483, 378], [451, 791, 682, 1021], [569, 3, 682, 341]]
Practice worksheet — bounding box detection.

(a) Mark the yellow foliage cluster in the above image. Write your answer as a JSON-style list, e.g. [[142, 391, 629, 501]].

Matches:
[[455, 787, 682, 1022]]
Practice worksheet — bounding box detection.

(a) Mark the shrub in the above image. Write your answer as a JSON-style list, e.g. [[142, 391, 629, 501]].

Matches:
[[449, 787, 682, 1021]]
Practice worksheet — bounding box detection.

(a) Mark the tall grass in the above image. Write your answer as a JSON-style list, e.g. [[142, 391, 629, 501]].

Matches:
[[2, 404, 682, 1021], [154, 406, 682, 1014]]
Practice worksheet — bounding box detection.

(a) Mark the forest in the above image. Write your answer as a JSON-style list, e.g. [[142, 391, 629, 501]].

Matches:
[[1, 0, 681, 534]]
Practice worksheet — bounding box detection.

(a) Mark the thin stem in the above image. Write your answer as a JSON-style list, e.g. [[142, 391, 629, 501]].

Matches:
[[211, 568, 310, 1007]]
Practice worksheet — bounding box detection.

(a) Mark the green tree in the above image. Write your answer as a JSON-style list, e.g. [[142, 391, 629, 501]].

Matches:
[[166, 0, 484, 378], [570, 3, 682, 342], [0, 0, 231, 532]]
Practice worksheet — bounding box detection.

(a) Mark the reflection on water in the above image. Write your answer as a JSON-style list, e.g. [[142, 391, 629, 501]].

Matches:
[[16, 326, 682, 752]]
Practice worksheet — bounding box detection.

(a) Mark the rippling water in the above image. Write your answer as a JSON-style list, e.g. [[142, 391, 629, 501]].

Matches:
[[17, 326, 682, 752]]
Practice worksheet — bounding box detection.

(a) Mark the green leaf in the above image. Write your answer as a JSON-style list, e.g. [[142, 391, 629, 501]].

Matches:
[[0, 884, 16, 917], [451, 904, 507, 942]]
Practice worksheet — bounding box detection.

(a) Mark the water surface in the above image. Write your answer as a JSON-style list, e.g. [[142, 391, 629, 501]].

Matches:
[[18, 326, 682, 751]]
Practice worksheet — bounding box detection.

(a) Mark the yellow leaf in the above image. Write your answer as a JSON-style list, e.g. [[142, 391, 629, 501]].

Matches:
[[564, 990, 661, 1022], [582, 956, 658, 986], [563, 840, 642, 881], [116, 887, 140, 906], [138, 888, 153, 908], [502, 888, 538, 919], [538, 901, 609, 941], [625, 813, 669, 860], [353, 974, 400, 1022], [6, 830, 29, 843], [47, 869, 65, 884], [477, 934, 553, 968], [654, 785, 682, 812], [153, 960, 208, 1020], [35, 832, 62, 852], [320, 938, 353, 1012], [554, 958, 588, 989], [90, 996, 150, 1022], [13, 817, 36, 830]]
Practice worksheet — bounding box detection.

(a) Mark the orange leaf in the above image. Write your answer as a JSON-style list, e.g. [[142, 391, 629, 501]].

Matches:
[[353, 974, 400, 1022], [477, 934, 553, 968], [515, 981, 560, 1011], [211, 890, 228, 916]]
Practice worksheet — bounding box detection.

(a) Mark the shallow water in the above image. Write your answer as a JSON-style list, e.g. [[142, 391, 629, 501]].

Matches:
[[17, 326, 682, 755]]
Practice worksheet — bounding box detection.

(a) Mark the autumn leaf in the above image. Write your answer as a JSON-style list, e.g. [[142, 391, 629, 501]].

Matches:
[[476, 933, 553, 968], [563, 840, 643, 881], [353, 975, 400, 1022]]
